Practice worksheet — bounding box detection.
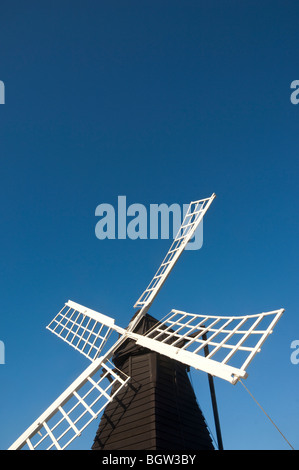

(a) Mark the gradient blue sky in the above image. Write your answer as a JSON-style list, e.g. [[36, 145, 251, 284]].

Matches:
[[0, 1, 298, 450]]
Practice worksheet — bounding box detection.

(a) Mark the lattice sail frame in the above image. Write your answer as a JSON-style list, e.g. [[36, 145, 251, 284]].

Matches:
[[134, 308, 285, 384], [46, 300, 125, 361], [8, 355, 130, 450], [130, 194, 216, 329], [46, 301, 284, 385]]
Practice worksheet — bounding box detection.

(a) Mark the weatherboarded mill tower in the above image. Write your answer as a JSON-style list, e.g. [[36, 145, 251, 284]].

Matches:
[[92, 314, 214, 450]]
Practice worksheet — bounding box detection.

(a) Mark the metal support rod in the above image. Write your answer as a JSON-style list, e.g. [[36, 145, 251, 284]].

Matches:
[[202, 331, 224, 451]]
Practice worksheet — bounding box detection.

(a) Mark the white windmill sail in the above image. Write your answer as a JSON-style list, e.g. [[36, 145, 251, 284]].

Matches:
[[129, 193, 216, 330], [8, 354, 129, 450], [47, 300, 125, 361], [131, 308, 284, 384], [46, 301, 284, 384]]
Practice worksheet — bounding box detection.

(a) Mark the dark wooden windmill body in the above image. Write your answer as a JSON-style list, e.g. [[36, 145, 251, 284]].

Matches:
[[92, 314, 214, 450]]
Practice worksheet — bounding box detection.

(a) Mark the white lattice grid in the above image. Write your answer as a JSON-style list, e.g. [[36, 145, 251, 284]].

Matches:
[[134, 195, 215, 310], [144, 308, 284, 372], [10, 358, 129, 450], [47, 301, 122, 361]]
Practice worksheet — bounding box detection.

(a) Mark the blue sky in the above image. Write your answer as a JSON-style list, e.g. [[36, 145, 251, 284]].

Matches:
[[0, 1, 298, 450]]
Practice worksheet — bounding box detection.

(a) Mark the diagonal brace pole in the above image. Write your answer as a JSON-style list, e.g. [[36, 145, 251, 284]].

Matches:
[[202, 330, 224, 451]]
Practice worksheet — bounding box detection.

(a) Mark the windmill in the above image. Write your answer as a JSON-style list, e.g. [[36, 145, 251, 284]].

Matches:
[[8, 193, 284, 450]]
